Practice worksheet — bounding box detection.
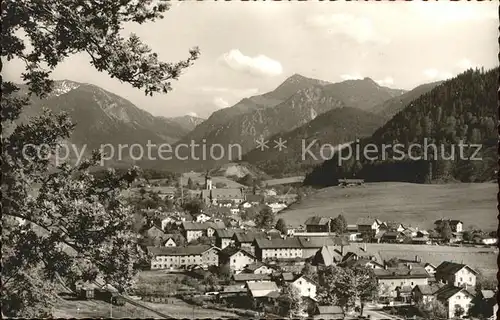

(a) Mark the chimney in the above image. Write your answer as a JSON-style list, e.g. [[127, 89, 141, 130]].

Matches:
[[415, 255, 420, 263]]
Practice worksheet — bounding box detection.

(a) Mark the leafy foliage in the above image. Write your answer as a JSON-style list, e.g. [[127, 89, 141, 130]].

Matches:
[[255, 206, 275, 229], [278, 283, 304, 318], [2, 0, 199, 317], [331, 214, 347, 234], [275, 218, 288, 234]]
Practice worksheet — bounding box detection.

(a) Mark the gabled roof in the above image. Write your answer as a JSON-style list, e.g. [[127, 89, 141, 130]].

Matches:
[[297, 236, 347, 248], [356, 218, 377, 226], [374, 266, 430, 279], [317, 306, 343, 315], [215, 228, 243, 239], [222, 284, 247, 293], [234, 231, 267, 243], [436, 285, 473, 300], [254, 237, 303, 249], [219, 246, 255, 259], [245, 261, 275, 272], [413, 283, 446, 295], [233, 273, 271, 282], [200, 188, 245, 200], [293, 274, 318, 286], [304, 216, 331, 226], [247, 281, 279, 297], [182, 221, 225, 231], [436, 261, 478, 275], [317, 245, 343, 266], [382, 231, 404, 238], [147, 245, 216, 256]]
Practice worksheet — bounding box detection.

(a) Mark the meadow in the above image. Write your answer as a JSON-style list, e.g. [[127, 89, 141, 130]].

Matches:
[[280, 182, 497, 231]]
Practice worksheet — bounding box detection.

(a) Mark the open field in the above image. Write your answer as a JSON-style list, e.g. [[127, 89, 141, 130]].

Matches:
[[264, 176, 305, 186], [280, 182, 497, 230], [142, 298, 239, 319], [52, 297, 163, 319], [348, 243, 497, 281]]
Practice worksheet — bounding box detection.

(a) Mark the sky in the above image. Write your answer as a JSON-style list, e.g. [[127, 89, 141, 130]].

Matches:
[[3, 1, 498, 118]]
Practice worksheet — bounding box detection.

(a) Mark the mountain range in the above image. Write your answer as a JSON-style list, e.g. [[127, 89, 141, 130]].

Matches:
[[15, 72, 452, 176]]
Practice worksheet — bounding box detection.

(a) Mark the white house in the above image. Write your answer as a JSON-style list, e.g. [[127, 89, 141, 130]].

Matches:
[[291, 275, 317, 299], [194, 213, 212, 223], [435, 261, 477, 288], [164, 238, 177, 247], [436, 286, 474, 319]]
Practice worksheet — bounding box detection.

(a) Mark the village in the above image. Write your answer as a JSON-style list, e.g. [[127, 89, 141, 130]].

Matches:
[[75, 175, 498, 320]]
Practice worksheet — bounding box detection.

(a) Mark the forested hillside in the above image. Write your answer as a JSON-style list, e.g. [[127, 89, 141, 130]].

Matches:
[[304, 68, 498, 186]]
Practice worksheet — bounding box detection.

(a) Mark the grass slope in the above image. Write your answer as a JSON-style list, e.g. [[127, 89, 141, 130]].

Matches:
[[279, 182, 496, 230]]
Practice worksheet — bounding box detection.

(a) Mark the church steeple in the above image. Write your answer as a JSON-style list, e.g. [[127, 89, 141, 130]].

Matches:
[[204, 171, 213, 190]]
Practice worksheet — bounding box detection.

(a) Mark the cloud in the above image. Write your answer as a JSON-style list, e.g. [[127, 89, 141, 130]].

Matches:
[[340, 73, 364, 81], [457, 58, 480, 71], [375, 77, 394, 87], [213, 97, 230, 109], [423, 68, 453, 80], [187, 111, 198, 117], [412, 2, 497, 23], [306, 13, 388, 44], [219, 49, 283, 77], [200, 86, 259, 97]]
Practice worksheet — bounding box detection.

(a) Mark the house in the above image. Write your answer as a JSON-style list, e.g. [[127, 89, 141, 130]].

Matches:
[[200, 174, 246, 205], [473, 235, 497, 245], [356, 218, 383, 236], [233, 231, 271, 255], [435, 285, 475, 319], [296, 236, 347, 259], [266, 203, 287, 214], [147, 245, 220, 270], [304, 216, 331, 233], [163, 235, 178, 247], [339, 257, 384, 270], [374, 264, 431, 298], [215, 228, 242, 249], [219, 246, 256, 272], [181, 221, 225, 242], [244, 261, 276, 274], [143, 225, 165, 240], [416, 230, 430, 238], [291, 275, 317, 299], [240, 202, 253, 209], [402, 226, 419, 237], [424, 263, 437, 276], [412, 283, 446, 304], [253, 237, 304, 261], [435, 261, 477, 288], [434, 219, 464, 233], [262, 189, 277, 197], [380, 231, 405, 243], [230, 207, 240, 215], [246, 194, 264, 205], [311, 245, 343, 266], [382, 222, 405, 233], [312, 305, 344, 319], [246, 281, 280, 306], [194, 212, 212, 223], [233, 273, 272, 283]]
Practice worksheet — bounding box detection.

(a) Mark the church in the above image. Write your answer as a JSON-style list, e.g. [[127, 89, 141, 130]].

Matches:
[[199, 174, 246, 205]]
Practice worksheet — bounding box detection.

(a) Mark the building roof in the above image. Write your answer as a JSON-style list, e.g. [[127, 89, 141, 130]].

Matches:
[[436, 261, 478, 275], [215, 228, 242, 239], [481, 290, 496, 299], [436, 285, 472, 300], [297, 236, 348, 248], [254, 237, 303, 249], [374, 265, 430, 279], [317, 306, 343, 314], [414, 283, 446, 295], [222, 284, 247, 293], [385, 222, 403, 229], [147, 245, 215, 256], [356, 218, 376, 226], [219, 246, 255, 259], [246, 281, 279, 297], [340, 258, 384, 269], [246, 194, 264, 203], [382, 231, 403, 238], [234, 231, 280, 243], [200, 188, 245, 200], [182, 221, 225, 231], [304, 216, 331, 226], [233, 273, 272, 282], [245, 261, 274, 272], [317, 245, 343, 266]]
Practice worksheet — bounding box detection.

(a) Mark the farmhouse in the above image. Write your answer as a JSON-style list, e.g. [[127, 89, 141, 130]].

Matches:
[[435, 261, 477, 288], [380, 231, 405, 243], [435, 285, 475, 319], [253, 237, 303, 261], [304, 216, 331, 233], [382, 222, 406, 233], [434, 219, 464, 233], [147, 245, 220, 270], [412, 283, 446, 304], [219, 246, 257, 272], [244, 261, 277, 274], [233, 231, 280, 255], [296, 236, 346, 259], [181, 221, 225, 242], [356, 218, 383, 235], [290, 274, 317, 299], [215, 228, 242, 249], [374, 264, 431, 298], [311, 245, 343, 266], [194, 212, 212, 223], [246, 281, 280, 306]]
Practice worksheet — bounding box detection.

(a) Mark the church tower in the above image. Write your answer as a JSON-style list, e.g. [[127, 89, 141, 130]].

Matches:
[[204, 172, 213, 190]]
